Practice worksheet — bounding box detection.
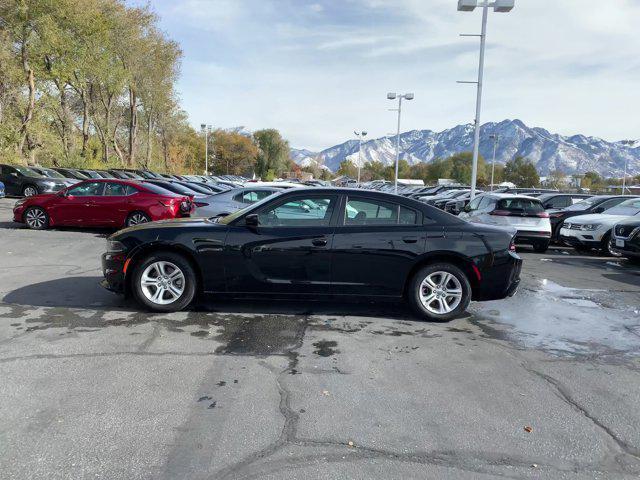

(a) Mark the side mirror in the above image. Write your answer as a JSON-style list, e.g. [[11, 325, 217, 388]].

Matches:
[[593, 207, 604, 213], [9, 172, 18, 177], [245, 214, 259, 228]]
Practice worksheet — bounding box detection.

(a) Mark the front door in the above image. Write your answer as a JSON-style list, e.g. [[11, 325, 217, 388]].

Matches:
[[224, 194, 339, 295], [330, 195, 427, 297], [54, 181, 105, 226]]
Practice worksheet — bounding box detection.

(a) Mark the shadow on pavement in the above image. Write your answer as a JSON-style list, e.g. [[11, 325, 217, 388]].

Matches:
[[2, 276, 420, 320]]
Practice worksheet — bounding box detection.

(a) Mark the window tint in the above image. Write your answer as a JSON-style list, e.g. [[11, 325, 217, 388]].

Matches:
[[399, 206, 418, 225], [140, 182, 174, 195], [598, 198, 626, 211], [68, 182, 104, 196], [126, 185, 139, 195], [478, 196, 492, 209], [344, 198, 418, 225], [603, 199, 640, 216], [233, 190, 272, 204], [467, 197, 482, 211], [496, 198, 544, 214], [545, 196, 569, 208], [257, 196, 336, 226], [104, 182, 128, 196]]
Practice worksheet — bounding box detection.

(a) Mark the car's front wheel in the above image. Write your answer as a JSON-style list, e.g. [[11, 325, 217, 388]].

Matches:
[[131, 252, 196, 312], [24, 206, 49, 230], [407, 263, 471, 321], [23, 184, 38, 197]]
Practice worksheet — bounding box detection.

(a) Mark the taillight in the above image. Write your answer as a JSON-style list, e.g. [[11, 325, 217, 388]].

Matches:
[[158, 198, 176, 207], [536, 212, 550, 218], [509, 240, 517, 252]]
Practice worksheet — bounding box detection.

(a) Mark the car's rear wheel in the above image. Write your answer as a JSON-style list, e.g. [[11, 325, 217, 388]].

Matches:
[[126, 211, 150, 227], [24, 207, 49, 230], [131, 252, 196, 312], [407, 263, 471, 322], [533, 240, 549, 253], [23, 185, 38, 197]]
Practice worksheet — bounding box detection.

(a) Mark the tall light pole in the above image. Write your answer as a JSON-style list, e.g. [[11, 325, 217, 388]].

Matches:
[[200, 124, 211, 175], [354, 130, 367, 183], [620, 140, 636, 194], [387, 92, 414, 194], [489, 133, 499, 190], [457, 0, 515, 200]]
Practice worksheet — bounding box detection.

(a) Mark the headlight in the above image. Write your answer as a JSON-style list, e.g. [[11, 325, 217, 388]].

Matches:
[[581, 224, 600, 231], [106, 240, 125, 252]]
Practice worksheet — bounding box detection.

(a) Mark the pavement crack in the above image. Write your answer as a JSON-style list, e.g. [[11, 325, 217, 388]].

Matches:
[[522, 362, 640, 461], [136, 322, 162, 352]]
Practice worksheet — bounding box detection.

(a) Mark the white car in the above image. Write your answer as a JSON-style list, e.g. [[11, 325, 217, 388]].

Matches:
[[459, 193, 551, 252], [559, 198, 640, 253]]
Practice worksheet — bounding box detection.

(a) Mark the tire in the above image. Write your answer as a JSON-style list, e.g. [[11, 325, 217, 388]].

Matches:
[[533, 241, 549, 253], [406, 263, 471, 322], [23, 206, 49, 230], [601, 233, 620, 257], [131, 252, 197, 312], [22, 184, 38, 197], [125, 211, 151, 227]]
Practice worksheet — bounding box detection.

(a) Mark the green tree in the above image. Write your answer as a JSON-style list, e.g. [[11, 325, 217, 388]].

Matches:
[[253, 129, 289, 179], [210, 130, 258, 176], [504, 156, 540, 187], [546, 169, 566, 189], [337, 159, 357, 178]]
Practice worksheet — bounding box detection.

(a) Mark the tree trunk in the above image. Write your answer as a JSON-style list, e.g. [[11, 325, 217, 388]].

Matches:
[[145, 107, 153, 169], [80, 90, 90, 157], [128, 86, 137, 167], [17, 38, 35, 161]]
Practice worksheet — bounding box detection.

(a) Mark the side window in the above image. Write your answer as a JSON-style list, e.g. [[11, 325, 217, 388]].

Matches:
[[104, 182, 128, 196], [571, 196, 585, 205], [599, 198, 623, 211], [345, 198, 399, 225], [67, 182, 104, 196], [547, 196, 569, 208], [257, 196, 336, 227], [399, 206, 419, 225], [125, 185, 139, 196], [238, 190, 273, 204], [467, 197, 482, 211]]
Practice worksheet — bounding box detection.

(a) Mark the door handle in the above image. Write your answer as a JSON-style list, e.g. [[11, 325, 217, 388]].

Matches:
[[311, 238, 328, 247], [402, 236, 418, 244]]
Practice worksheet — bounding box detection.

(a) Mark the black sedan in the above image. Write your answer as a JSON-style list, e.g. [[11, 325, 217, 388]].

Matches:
[[101, 188, 522, 321], [611, 218, 640, 262], [548, 195, 639, 240], [0, 164, 68, 196]]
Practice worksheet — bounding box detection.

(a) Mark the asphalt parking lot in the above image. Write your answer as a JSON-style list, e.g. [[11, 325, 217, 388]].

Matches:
[[1, 197, 640, 479]]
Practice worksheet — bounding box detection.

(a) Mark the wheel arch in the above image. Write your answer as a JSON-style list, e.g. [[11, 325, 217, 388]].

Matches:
[[403, 251, 480, 298], [124, 242, 204, 296]]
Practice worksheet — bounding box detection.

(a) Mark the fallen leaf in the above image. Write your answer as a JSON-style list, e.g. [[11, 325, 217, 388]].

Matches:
[[524, 426, 533, 433], [348, 441, 354, 447]]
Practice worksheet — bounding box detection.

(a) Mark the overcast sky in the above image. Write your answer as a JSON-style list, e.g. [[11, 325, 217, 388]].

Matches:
[[137, 0, 640, 151]]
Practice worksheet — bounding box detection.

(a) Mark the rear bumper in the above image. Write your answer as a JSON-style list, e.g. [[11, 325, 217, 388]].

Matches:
[[514, 230, 551, 245], [473, 251, 522, 301]]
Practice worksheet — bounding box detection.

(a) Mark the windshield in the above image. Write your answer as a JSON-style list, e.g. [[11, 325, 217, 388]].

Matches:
[[139, 182, 178, 195], [42, 168, 65, 178], [496, 197, 544, 214], [564, 197, 601, 211], [603, 199, 640, 216], [14, 166, 44, 177], [216, 191, 285, 225]]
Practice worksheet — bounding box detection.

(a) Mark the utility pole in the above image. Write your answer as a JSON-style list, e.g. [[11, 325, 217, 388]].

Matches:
[[387, 92, 414, 194]]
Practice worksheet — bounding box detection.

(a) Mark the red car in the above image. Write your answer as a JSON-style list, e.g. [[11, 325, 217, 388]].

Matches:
[[13, 179, 193, 230]]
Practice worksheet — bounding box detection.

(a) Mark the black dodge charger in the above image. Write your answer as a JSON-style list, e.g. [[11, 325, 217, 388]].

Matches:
[[102, 188, 522, 321]]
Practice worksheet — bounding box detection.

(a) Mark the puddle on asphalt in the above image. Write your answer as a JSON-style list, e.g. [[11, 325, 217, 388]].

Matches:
[[470, 279, 640, 358]]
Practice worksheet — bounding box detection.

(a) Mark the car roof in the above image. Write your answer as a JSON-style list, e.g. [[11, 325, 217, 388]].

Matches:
[[483, 193, 540, 200]]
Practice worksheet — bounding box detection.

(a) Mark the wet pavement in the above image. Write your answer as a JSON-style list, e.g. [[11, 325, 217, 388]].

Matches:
[[1, 197, 640, 479]]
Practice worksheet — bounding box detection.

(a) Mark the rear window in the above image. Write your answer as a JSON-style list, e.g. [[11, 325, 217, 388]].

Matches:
[[139, 182, 176, 195], [496, 198, 544, 214]]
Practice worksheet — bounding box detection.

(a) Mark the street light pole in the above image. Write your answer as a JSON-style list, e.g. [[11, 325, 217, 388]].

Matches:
[[620, 139, 636, 194], [201, 124, 211, 175], [489, 133, 499, 191], [354, 130, 367, 183], [387, 92, 414, 194], [457, 0, 515, 199]]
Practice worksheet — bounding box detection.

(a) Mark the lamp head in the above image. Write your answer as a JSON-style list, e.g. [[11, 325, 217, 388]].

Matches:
[[387, 92, 397, 100]]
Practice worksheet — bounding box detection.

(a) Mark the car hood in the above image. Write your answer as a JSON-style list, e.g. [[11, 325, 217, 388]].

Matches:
[[565, 214, 629, 226], [114, 217, 222, 236], [614, 217, 640, 228]]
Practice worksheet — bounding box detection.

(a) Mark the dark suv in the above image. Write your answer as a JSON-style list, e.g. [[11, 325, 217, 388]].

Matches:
[[0, 164, 67, 197]]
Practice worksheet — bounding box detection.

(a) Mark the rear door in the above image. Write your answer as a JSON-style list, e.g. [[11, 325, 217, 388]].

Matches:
[[93, 181, 131, 226], [224, 193, 339, 295], [330, 195, 426, 296]]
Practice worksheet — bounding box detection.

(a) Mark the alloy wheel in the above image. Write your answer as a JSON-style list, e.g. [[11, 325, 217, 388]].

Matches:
[[128, 213, 149, 226], [23, 186, 38, 197], [607, 238, 622, 257], [25, 208, 46, 229], [419, 271, 463, 315], [140, 261, 185, 305]]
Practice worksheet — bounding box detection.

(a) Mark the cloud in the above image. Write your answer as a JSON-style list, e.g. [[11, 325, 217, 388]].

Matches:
[[145, 0, 640, 150]]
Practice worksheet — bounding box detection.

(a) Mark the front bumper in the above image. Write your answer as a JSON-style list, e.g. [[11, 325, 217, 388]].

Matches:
[[101, 251, 127, 294], [559, 227, 603, 247], [610, 237, 640, 258]]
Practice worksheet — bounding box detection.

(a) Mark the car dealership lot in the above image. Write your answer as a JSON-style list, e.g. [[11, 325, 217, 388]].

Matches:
[[1, 197, 640, 479]]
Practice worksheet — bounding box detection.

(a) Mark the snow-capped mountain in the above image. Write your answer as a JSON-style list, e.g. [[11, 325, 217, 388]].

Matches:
[[291, 119, 640, 176]]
